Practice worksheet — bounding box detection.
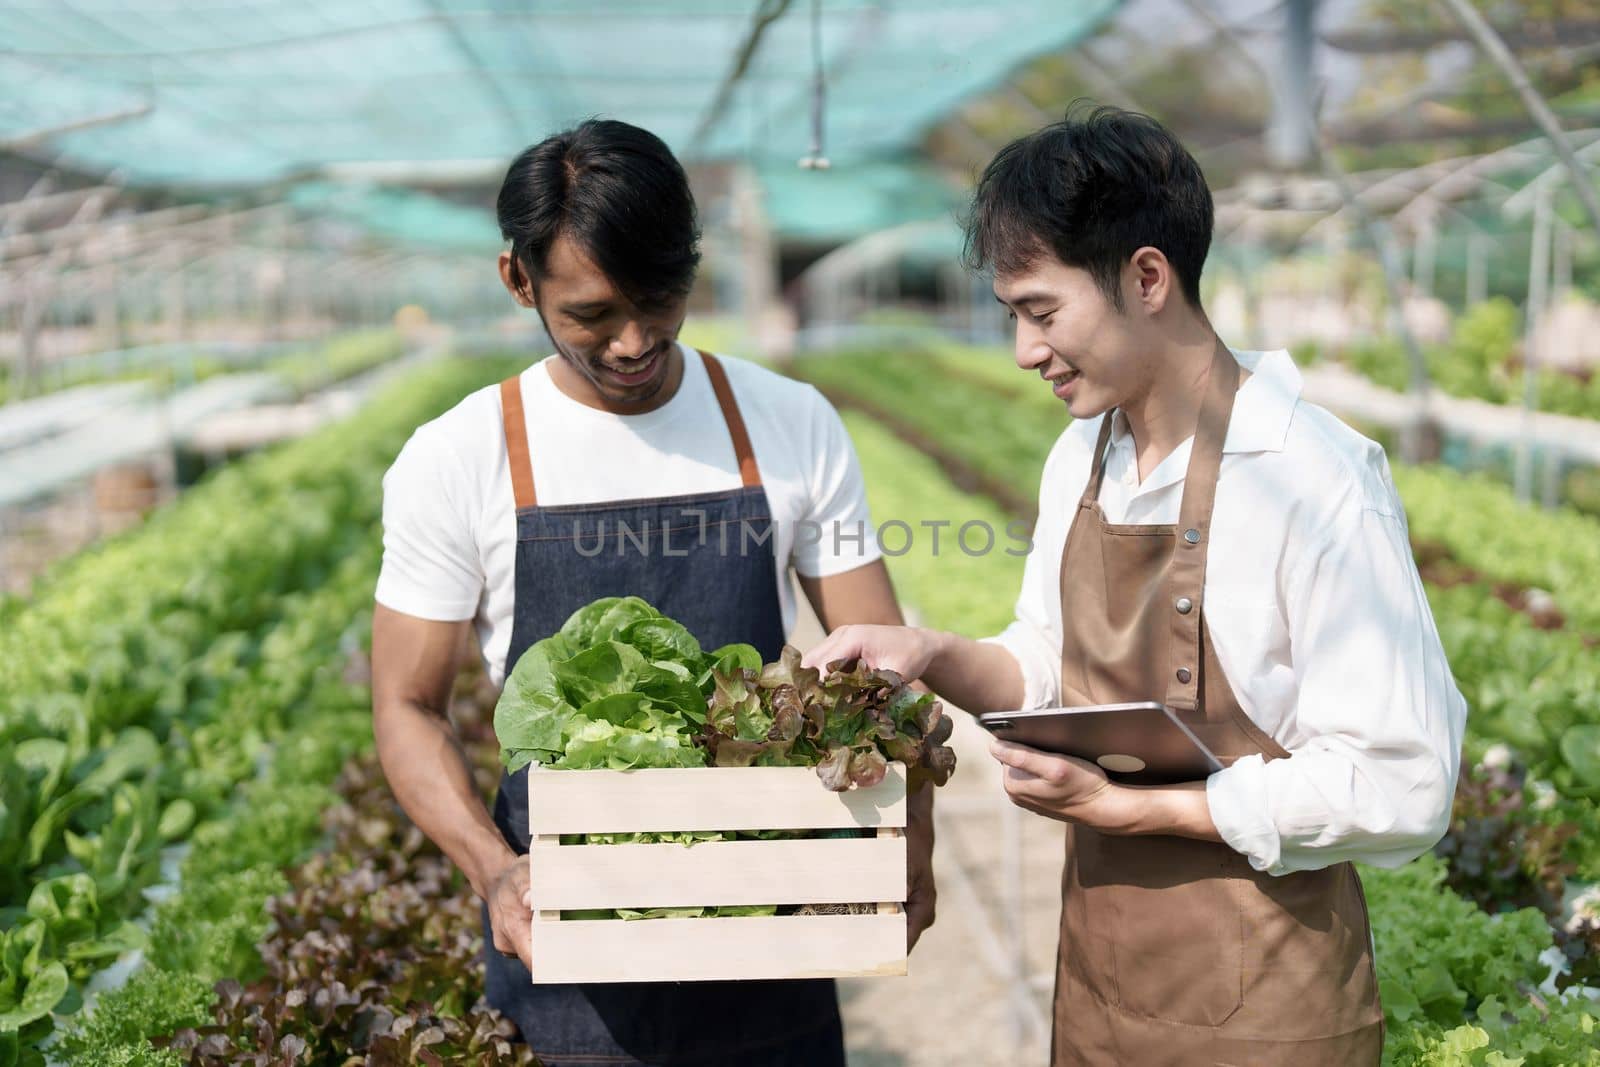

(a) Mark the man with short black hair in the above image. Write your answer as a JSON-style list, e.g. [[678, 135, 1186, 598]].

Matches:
[[807, 104, 1465, 1064], [371, 119, 934, 1067]]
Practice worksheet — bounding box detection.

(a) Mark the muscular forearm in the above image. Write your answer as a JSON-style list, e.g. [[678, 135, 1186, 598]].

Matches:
[[921, 630, 1026, 715], [374, 697, 517, 899], [905, 777, 934, 861]]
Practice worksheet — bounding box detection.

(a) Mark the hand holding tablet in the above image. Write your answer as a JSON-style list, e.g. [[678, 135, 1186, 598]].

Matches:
[[976, 701, 1223, 785]]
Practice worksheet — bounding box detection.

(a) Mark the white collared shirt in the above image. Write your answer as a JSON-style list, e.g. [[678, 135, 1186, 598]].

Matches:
[[987, 347, 1467, 876]]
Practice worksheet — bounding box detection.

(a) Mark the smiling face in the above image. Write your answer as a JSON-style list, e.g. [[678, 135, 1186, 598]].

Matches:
[[994, 250, 1162, 420], [499, 233, 688, 413]]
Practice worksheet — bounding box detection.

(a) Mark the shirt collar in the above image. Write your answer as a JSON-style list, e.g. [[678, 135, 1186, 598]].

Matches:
[[1104, 347, 1301, 456]]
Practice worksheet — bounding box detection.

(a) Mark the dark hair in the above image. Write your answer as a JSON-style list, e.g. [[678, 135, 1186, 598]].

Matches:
[[963, 102, 1213, 310], [497, 119, 701, 309]]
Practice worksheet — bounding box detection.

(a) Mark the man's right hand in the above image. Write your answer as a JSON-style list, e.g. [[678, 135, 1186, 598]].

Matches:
[[801, 624, 943, 680], [487, 856, 534, 972], [803, 623, 1028, 722]]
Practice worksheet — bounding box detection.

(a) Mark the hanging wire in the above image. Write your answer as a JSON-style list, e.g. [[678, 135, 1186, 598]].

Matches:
[[798, 0, 830, 169], [687, 0, 793, 158]]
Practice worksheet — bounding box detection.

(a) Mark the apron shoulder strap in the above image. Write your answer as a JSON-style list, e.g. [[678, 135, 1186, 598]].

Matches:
[[1164, 339, 1242, 710], [698, 350, 762, 488], [499, 375, 537, 510], [500, 352, 760, 512], [1173, 341, 1240, 541], [1081, 413, 1117, 505]]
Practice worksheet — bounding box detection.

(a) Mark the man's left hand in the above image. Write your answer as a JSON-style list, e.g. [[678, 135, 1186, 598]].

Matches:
[[989, 737, 1125, 830]]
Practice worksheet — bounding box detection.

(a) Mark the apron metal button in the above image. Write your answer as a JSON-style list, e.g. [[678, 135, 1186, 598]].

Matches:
[[1175, 596, 1193, 614], [1183, 528, 1201, 544], [1176, 667, 1193, 684]]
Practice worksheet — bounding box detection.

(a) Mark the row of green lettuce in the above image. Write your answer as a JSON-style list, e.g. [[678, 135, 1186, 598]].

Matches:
[[24, 546, 381, 1067], [13, 339, 1600, 1063], [1, 355, 519, 1059], [797, 342, 1600, 629], [828, 356, 1600, 1064], [0, 328, 401, 408], [35, 543, 533, 1066], [1297, 299, 1600, 423]]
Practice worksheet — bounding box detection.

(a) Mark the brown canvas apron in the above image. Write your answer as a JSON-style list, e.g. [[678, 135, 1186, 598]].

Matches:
[[1050, 341, 1383, 1065]]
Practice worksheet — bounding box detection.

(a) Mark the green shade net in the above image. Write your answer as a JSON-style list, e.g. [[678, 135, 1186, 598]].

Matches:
[[0, 0, 1121, 187], [287, 182, 502, 251], [756, 160, 962, 243]]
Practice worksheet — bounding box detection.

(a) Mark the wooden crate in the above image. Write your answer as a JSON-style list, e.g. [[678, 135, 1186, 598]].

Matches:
[[527, 763, 908, 983]]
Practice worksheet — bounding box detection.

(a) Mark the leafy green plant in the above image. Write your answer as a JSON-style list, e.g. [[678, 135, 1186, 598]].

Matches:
[[840, 410, 1027, 637], [1434, 755, 1577, 918], [1331, 298, 1600, 425], [57, 656, 515, 1064], [3, 356, 520, 1056], [1398, 465, 1600, 634], [153, 733, 532, 1065], [1361, 856, 1600, 1066], [794, 346, 1066, 513], [266, 328, 404, 397], [494, 597, 731, 773], [1429, 584, 1600, 797], [496, 597, 956, 793], [701, 646, 956, 792]]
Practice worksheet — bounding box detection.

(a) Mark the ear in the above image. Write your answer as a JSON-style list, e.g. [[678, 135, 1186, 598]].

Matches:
[[1127, 246, 1173, 315], [497, 251, 538, 309]]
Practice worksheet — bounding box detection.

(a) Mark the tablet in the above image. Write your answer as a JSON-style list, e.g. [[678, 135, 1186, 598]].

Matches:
[[976, 701, 1223, 784]]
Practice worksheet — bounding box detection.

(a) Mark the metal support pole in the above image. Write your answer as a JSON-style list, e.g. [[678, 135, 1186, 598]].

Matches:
[[18, 277, 44, 399], [732, 165, 778, 357], [163, 242, 188, 344], [1177, 0, 1436, 457], [1514, 185, 1553, 503], [1000, 797, 1028, 1055], [1268, 0, 1321, 170], [93, 258, 122, 353], [1466, 232, 1489, 306], [1319, 147, 1438, 460], [1413, 218, 1437, 302], [1438, 0, 1600, 238], [1541, 449, 1563, 511], [1553, 220, 1572, 299]]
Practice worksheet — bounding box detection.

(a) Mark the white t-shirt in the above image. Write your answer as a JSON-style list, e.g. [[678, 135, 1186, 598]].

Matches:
[[376, 344, 881, 684]]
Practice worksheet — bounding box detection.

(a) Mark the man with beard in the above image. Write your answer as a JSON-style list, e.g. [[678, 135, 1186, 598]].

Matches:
[[370, 119, 934, 1067]]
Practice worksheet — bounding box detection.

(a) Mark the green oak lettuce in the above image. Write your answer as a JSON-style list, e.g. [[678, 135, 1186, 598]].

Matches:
[[700, 646, 957, 793], [494, 597, 956, 793]]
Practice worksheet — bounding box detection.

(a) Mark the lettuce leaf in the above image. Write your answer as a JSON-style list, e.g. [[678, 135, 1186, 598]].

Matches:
[[496, 599, 717, 774], [495, 599, 958, 793], [701, 645, 957, 791]]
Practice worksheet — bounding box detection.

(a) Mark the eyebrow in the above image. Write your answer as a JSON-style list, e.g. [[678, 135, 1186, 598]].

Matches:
[[994, 291, 1056, 308], [560, 300, 613, 314]]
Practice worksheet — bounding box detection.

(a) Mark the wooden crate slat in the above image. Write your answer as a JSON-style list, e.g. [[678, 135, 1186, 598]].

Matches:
[[526, 764, 907, 835], [528, 836, 907, 909], [529, 914, 908, 983]]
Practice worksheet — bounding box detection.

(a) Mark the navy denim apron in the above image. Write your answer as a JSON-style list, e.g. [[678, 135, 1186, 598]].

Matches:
[[481, 350, 847, 1067]]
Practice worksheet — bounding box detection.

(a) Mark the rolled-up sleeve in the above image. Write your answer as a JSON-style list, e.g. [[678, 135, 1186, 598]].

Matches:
[[1206, 497, 1466, 875], [985, 625, 1062, 712]]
